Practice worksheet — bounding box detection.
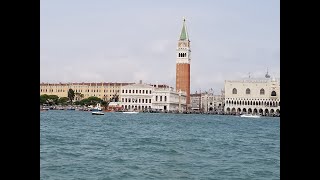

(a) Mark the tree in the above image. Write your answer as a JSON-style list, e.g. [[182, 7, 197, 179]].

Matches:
[[110, 94, 119, 102], [40, 94, 49, 105], [48, 95, 59, 105], [58, 97, 69, 105], [68, 89, 75, 104], [74, 92, 84, 101], [101, 100, 110, 108]]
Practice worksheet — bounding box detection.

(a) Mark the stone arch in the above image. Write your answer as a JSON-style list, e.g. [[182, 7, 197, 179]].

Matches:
[[259, 109, 263, 115], [271, 91, 277, 96], [237, 108, 241, 113], [248, 108, 252, 114], [270, 109, 275, 114], [231, 108, 236, 114], [253, 101, 256, 105], [245, 101, 247, 105], [276, 109, 280, 115], [265, 109, 269, 116], [253, 108, 258, 114], [260, 88, 265, 95], [246, 88, 251, 94], [226, 107, 231, 113], [232, 88, 237, 94], [242, 108, 247, 113]]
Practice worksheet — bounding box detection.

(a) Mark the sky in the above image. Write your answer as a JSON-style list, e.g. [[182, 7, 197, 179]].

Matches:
[[40, 0, 280, 94]]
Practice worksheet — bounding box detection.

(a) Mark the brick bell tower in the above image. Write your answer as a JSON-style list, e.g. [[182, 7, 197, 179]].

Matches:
[[176, 17, 191, 109]]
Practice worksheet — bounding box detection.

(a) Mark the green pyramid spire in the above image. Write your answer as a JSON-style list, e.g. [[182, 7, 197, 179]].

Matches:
[[179, 18, 188, 40]]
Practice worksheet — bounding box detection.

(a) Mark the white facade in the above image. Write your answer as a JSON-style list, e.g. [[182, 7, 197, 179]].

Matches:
[[120, 83, 187, 112], [190, 94, 201, 110], [152, 87, 187, 112], [224, 77, 280, 116], [120, 83, 153, 111]]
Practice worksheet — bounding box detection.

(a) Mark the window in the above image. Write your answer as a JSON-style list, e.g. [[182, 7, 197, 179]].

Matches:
[[260, 88, 265, 95], [143, 90, 145, 94], [156, 96, 158, 101], [246, 88, 251, 94], [160, 96, 162, 101], [149, 90, 151, 94], [142, 99, 144, 103], [139, 90, 141, 93], [136, 90, 138, 93], [133, 90, 135, 94], [232, 88, 237, 94], [122, 90, 124, 93], [149, 99, 151, 103], [129, 90, 131, 93], [271, 91, 277, 96], [126, 90, 127, 93], [164, 96, 167, 102]]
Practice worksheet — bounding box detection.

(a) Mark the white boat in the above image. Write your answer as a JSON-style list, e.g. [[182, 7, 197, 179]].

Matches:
[[123, 111, 139, 114], [92, 111, 104, 115], [240, 114, 260, 118]]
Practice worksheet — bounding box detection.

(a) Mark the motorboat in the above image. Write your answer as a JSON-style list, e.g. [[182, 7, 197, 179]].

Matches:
[[240, 114, 260, 118], [92, 111, 104, 115]]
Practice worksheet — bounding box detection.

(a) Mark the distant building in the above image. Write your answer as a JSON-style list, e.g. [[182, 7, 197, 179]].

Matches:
[[176, 18, 191, 109], [120, 82, 187, 112], [40, 82, 133, 101], [120, 83, 153, 111], [224, 74, 280, 116], [200, 89, 214, 112], [152, 85, 187, 112], [190, 93, 201, 111]]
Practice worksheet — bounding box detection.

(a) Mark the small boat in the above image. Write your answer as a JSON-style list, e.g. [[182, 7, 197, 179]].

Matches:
[[123, 111, 139, 114], [92, 111, 104, 115], [240, 114, 260, 118]]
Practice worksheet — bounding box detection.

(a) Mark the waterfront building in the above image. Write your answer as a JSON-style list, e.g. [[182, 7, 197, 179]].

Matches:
[[213, 90, 225, 112], [40, 82, 133, 102], [120, 82, 154, 111], [176, 18, 191, 109], [200, 89, 214, 112], [152, 85, 187, 112], [190, 93, 201, 111], [224, 73, 280, 116], [119, 81, 187, 112]]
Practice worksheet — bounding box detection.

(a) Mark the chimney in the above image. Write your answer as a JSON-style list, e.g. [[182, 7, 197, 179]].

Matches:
[[139, 80, 142, 84]]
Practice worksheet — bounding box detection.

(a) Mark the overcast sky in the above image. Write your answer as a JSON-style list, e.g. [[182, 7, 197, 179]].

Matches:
[[40, 0, 279, 94]]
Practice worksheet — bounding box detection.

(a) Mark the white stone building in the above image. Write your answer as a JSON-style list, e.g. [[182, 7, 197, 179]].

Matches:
[[190, 93, 201, 111], [120, 83, 153, 111], [224, 76, 280, 116], [200, 89, 214, 112], [152, 86, 187, 112], [120, 82, 187, 112]]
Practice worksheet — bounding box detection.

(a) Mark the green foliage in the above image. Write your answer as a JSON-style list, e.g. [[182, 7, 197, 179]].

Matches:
[[101, 100, 109, 107], [78, 96, 103, 106], [110, 94, 119, 102], [58, 97, 69, 105], [40, 94, 49, 105], [68, 89, 75, 104], [40, 94, 59, 105]]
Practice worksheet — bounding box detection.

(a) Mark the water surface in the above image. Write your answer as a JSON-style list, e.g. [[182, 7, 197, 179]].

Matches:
[[40, 111, 280, 180]]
